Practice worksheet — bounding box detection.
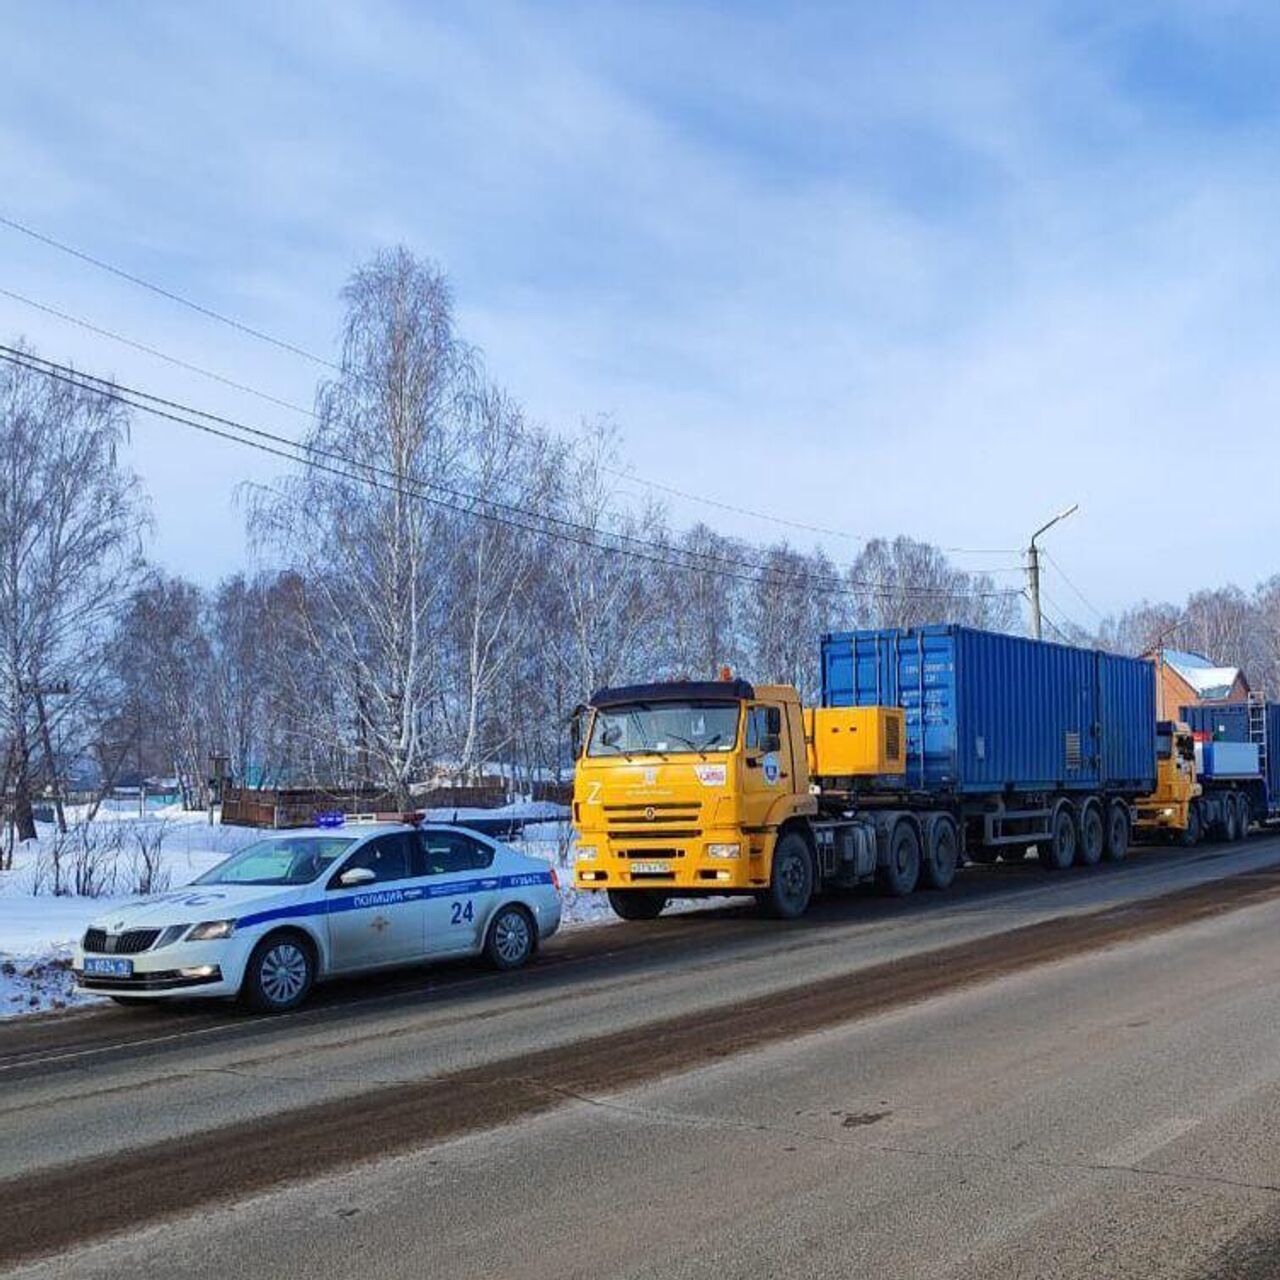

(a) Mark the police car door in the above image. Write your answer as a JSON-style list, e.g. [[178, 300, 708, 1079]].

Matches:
[[325, 832, 425, 970], [417, 828, 497, 957]]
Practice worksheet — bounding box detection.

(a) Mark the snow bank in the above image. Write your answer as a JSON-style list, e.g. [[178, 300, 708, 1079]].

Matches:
[[0, 812, 255, 1018]]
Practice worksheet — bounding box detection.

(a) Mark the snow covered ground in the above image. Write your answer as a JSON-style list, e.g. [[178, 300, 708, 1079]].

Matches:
[[0, 802, 612, 1019]]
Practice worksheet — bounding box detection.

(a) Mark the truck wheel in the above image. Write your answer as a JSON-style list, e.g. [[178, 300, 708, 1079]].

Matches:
[[877, 822, 921, 897], [1104, 802, 1130, 862], [921, 818, 958, 891], [607, 890, 668, 921], [1077, 804, 1104, 867], [1224, 801, 1240, 843], [762, 832, 814, 919], [1179, 801, 1202, 848], [1236, 794, 1251, 839], [1038, 806, 1077, 871]]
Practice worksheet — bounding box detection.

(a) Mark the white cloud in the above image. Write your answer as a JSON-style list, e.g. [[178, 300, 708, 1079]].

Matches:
[[1, 1, 1279, 616]]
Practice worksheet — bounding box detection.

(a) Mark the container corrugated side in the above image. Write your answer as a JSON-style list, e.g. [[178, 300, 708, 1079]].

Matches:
[[821, 625, 1155, 797], [1100, 650, 1157, 790], [1268, 703, 1280, 809]]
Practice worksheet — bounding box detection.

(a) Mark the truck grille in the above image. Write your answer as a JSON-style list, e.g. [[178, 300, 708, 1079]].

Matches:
[[82, 927, 162, 955], [605, 803, 700, 841]]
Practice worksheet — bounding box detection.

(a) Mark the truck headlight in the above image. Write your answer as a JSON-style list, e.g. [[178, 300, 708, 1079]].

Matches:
[[1161, 807, 1174, 818], [187, 919, 236, 941], [706, 843, 741, 859], [576, 846, 597, 861]]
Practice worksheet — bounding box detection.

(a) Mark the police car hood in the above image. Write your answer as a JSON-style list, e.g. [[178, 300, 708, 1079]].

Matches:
[[89, 884, 308, 931]]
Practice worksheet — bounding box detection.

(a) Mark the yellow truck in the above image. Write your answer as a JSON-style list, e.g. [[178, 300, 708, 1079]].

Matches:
[[571, 676, 950, 920], [1134, 720, 1257, 846]]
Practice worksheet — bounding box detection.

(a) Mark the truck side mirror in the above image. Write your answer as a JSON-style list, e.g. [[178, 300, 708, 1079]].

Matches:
[[569, 704, 588, 759]]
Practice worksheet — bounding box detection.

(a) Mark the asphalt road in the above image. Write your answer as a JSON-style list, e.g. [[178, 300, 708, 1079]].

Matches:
[[6, 839, 1280, 1277]]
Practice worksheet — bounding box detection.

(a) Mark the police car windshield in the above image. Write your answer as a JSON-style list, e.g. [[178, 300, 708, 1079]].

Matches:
[[587, 701, 738, 756], [195, 836, 357, 886]]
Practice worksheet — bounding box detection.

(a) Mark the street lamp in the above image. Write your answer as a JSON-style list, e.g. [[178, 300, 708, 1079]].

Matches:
[[1027, 504, 1079, 640]]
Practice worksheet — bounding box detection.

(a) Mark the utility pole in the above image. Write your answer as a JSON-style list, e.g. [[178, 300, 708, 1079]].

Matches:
[[21, 679, 72, 836], [1026, 505, 1079, 640]]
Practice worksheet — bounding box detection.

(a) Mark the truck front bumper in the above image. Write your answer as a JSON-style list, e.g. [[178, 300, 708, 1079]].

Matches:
[[573, 834, 770, 893]]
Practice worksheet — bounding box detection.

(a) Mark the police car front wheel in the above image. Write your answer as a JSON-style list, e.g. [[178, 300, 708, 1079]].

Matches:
[[242, 932, 316, 1013], [485, 905, 535, 971]]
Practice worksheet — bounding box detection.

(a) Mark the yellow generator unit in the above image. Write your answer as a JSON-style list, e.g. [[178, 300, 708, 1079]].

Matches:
[[804, 705, 906, 778]]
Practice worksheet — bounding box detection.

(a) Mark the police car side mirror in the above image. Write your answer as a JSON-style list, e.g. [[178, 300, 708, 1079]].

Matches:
[[336, 866, 377, 889]]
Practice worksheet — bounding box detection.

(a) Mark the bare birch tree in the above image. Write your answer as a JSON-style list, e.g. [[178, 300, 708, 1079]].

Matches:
[[443, 387, 563, 776], [251, 249, 475, 804], [0, 346, 146, 847], [556, 423, 675, 700]]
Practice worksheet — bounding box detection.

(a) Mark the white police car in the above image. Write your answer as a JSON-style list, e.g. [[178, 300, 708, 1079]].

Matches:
[[73, 820, 562, 1012]]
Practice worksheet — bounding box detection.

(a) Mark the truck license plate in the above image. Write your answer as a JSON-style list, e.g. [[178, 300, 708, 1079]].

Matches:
[[630, 861, 670, 875]]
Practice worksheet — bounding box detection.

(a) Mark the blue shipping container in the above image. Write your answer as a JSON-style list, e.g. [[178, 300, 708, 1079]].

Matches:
[[1268, 704, 1280, 810], [1179, 703, 1250, 743], [821, 625, 1156, 796]]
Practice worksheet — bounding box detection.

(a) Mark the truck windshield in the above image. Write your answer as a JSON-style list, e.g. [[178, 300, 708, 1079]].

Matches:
[[587, 701, 739, 756]]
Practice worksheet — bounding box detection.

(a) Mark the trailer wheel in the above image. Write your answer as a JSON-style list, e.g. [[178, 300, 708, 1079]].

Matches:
[[1224, 800, 1240, 843], [607, 890, 668, 921], [1077, 803, 1104, 867], [877, 821, 921, 897], [1236, 794, 1251, 840], [921, 817, 958, 891], [1038, 805, 1077, 871], [762, 832, 814, 919], [1179, 801, 1202, 848], [1104, 802, 1131, 862]]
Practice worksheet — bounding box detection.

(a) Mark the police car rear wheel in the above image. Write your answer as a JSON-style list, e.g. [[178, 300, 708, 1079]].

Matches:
[[485, 905, 535, 971], [243, 933, 314, 1013]]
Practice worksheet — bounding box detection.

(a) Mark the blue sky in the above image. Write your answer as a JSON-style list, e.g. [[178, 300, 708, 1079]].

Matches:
[[3, 2, 1280, 626]]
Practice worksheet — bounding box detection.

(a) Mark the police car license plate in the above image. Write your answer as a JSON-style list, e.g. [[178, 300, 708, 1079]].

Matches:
[[630, 861, 670, 875], [84, 956, 133, 977]]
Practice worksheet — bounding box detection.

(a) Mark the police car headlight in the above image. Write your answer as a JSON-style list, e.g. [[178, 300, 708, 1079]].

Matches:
[[576, 846, 597, 861], [187, 919, 236, 941], [706, 843, 741, 859]]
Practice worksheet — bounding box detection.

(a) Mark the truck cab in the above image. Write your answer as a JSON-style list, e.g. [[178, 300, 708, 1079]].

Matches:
[[572, 678, 816, 917], [1135, 721, 1200, 837]]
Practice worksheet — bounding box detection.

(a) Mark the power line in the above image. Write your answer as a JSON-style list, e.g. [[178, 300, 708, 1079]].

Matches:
[[1021, 588, 1074, 644], [1038, 586, 1086, 639], [0, 344, 1020, 606], [0, 222, 1015, 563], [604, 463, 1022, 560], [0, 285, 315, 419], [2, 276, 1018, 564], [0, 342, 1009, 600], [0, 212, 338, 370], [1043, 550, 1105, 623]]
